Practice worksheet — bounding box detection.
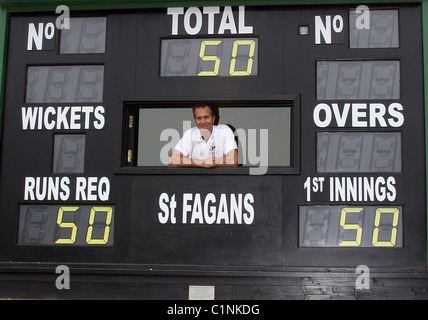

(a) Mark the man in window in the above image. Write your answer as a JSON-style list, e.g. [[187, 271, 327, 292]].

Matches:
[[169, 103, 238, 168]]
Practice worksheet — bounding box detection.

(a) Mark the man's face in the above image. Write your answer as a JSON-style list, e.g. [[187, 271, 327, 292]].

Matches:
[[194, 106, 215, 133]]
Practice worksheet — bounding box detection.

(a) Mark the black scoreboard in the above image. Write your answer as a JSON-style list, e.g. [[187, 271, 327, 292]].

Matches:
[[0, 3, 426, 297]]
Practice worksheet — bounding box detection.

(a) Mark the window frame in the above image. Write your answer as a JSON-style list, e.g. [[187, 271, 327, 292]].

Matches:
[[120, 94, 300, 175]]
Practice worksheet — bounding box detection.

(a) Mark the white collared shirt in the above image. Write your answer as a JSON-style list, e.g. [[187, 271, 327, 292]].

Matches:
[[175, 124, 237, 160]]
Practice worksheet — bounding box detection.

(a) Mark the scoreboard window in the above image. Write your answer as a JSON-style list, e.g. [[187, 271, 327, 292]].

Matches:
[[124, 101, 294, 170], [317, 60, 400, 100]]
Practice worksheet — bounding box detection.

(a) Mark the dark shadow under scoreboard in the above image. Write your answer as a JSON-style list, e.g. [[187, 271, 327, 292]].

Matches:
[[0, 3, 426, 298]]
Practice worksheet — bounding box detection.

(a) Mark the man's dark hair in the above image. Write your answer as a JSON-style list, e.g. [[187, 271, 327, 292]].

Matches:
[[192, 102, 214, 117], [192, 102, 219, 124]]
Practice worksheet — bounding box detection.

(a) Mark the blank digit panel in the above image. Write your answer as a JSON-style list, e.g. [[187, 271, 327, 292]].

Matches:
[[26, 65, 104, 103], [317, 132, 401, 173], [60, 17, 107, 54], [350, 10, 399, 48], [317, 60, 400, 100], [300, 206, 331, 247], [53, 134, 85, 173]]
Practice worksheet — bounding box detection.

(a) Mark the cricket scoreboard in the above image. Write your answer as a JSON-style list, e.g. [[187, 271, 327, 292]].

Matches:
[[0, 2, 426, 298]]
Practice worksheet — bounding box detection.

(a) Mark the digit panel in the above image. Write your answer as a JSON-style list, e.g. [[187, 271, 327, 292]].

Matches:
[[160, 38, 258, 76], [316, 60, 400, 100], [317, 132, 401, 173], [17, 205, 115, 246], [53, 134, 85, 173], [25, 65, 104, 103], [299, 205, 403, 248], [349, 9, 399, 48], [59, 17, 107, 54]]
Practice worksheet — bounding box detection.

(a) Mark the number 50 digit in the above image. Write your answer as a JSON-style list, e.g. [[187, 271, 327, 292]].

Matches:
[[229, 40, 256, 76], [198, 40, 221, 76], [372, 208, 400, 247], [55, 206, 79, 244], [339, 207, 363, 247], [86, 206, 113, 245]]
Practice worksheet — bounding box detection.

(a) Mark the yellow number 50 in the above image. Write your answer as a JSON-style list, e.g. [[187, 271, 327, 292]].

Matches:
[[55, 206, 113, 245]]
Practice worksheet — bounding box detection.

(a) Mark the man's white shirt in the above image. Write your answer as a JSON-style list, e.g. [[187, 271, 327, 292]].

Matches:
[[175, 124, 237, 160]]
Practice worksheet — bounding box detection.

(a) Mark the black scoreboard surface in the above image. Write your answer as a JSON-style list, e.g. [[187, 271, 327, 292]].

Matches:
[[0, 3, 426, 293]]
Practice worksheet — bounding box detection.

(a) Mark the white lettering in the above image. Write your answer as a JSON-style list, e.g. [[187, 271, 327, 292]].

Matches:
[[230, 193, 242, 224], [57, 107, 70, 129], [24, 176, 70, 201], [238, 6, 253, 34], [370, 103, 387, 127], [70, 106, 81, 129], [332, 15, 344, 33], [27, 23, 44, 50], [243, 193, 255, 224], [27, 22, 56, 50], [352, 103, 367, 127], [168, 6, 253, 35], [315, 15, 331, 44], [332, 103, 350, 127], [388, 103, 404, 127], [329, 176, 396, 202], [190, 193, 204, 223], [158, 193, 177, 224], [158, 193, 255, 225], [75, 177, 110, 201], [313, 103, 405, 128], [182, 193, 193, 223], [216, 194, 229, 224], [24, 177, 36, 200], [218, 6, 237, 34], [44, 106, 56, 130], [44, 22, 55, 39], [204, 193, 217, 224], [313, 103, 332, 127], [315, 15, 344, 44], [184, 7, 203, 35], [158, 193, 170, 224], [21, 106, 106, 130], [204, 7, 220, 34], [167, 7, 184, 35]]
